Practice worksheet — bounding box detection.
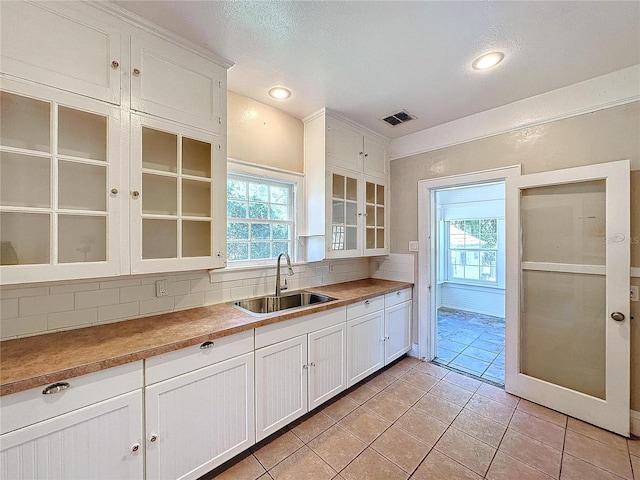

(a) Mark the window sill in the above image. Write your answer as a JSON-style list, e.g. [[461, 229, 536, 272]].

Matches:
[[441, 280, 504, 291], [208, 261, 309, 280]]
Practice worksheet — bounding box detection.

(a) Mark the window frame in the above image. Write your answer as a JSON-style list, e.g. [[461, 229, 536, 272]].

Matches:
[[445, 217, 500, 286], [226, 159, 303, 267]]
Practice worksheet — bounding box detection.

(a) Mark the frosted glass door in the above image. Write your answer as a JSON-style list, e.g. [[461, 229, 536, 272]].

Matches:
[[505, 160, 630, 436], [328, 171, 359, 257]]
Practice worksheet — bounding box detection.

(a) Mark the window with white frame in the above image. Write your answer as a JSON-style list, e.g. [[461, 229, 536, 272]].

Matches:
[[447, 218, 498, 283], [226, 172, 295, 263]]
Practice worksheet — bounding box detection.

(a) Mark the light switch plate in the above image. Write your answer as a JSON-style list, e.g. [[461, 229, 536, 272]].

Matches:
[[408, 241, 419, 252]]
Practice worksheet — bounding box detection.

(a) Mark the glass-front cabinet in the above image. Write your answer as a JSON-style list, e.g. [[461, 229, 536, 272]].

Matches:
[[326, 167, 388, 258], [130, 115, 226, 274], [0, 83, 122, 284]]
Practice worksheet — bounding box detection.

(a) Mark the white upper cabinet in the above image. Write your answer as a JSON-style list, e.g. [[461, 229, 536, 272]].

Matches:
[[0, 2, 121, 104], [130, 36, 226, 134], [363, 135, 387, 179]]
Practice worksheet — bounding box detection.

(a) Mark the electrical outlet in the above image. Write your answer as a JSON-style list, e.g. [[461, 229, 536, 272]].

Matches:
[[329, 263, 336, 273], [631, 285, 639, 302], [156, 279, 168, 297]]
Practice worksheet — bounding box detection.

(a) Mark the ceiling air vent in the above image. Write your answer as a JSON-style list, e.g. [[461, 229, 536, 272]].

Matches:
[[381, 110, 416, 126]]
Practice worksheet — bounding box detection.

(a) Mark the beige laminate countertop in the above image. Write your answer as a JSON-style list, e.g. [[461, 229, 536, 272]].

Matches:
[[0, 278, 412, 396]]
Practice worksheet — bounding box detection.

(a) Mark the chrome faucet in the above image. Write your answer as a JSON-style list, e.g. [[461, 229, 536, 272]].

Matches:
[[275, 252, 294, 296]]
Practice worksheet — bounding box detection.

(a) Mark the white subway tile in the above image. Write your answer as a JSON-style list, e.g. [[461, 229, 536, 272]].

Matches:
[[120, 284, 156, 303], [99, 278, 141, 289], [0, 286, 49, 300], [204, 289, 230, 305], [98, 302, 139, 322], [139, 297, 174, 315], [175, 293, 205, 309], [1, 298, 19, 319], [167, 280, 190, 296], [75, 288, 120, 309], [48, 308, 97, 330], [19, 293, 74, 317], [174, 271, 209, 282], [315, 266, 330, 276], [50, 282, 100, 294], [1, 315, 47, 339], [229, 285, 257, 301], [190, 277, 222, 293], [141, 275, 177, 285]]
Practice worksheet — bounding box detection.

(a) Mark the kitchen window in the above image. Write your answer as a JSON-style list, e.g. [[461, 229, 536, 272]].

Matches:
[[447, 218, 498, 284], [226, 164, 299, 265]]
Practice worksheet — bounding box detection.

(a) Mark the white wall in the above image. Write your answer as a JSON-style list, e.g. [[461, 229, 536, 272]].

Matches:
[[439, 283, 505, 318]]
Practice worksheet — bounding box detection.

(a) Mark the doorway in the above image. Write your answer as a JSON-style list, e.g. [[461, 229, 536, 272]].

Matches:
[[431, 183, 506, 384]]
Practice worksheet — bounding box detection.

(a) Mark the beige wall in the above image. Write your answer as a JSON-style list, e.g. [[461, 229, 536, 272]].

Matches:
[[227, 91, 304, 173], [389, 101, 640, 409]]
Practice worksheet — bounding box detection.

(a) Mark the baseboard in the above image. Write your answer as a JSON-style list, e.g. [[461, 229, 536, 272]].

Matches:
[[631, 410, 640, 437]]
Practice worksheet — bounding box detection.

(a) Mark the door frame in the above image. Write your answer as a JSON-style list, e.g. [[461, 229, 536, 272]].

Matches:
[[505, 159, 630, 436], [417, 165, 521, 362]]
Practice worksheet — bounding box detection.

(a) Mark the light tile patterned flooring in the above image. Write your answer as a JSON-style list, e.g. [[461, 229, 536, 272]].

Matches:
[[435, 307, 505, 384], [205, 356, 638, 480]]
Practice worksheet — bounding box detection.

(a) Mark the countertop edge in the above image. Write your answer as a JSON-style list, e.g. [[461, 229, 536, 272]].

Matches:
[[0, 279, 414, 396]]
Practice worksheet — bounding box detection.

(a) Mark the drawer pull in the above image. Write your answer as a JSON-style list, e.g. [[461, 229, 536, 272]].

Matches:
[[131, 443, 140, 453], [149, 434, 158, 443], [200, 341, 214, 349], [397, 291, 401, 296], [365, 300, 370, 306], [42, 382, 70, 395]]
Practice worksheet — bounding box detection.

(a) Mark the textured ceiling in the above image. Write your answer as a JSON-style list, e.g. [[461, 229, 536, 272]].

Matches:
[[115, 1, 640, 139]]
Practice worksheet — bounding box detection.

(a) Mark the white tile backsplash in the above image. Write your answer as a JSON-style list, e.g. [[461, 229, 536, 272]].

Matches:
[[0, 257, 375, 340]]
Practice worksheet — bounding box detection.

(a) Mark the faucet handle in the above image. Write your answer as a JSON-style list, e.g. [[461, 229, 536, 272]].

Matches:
[[281, 279, 288, 291]]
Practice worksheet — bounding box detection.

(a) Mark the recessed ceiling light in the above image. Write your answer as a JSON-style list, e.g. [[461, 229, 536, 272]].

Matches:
[[472, 52, 505, 70], [268, 87, 291, 99]]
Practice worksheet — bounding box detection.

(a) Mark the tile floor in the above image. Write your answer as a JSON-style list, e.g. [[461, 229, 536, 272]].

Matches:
[[204, 356, 638, 480], [435, 307, 505, 384]]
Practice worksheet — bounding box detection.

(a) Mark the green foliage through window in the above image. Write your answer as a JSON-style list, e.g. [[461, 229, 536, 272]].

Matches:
[[227, 174, 294, 262]]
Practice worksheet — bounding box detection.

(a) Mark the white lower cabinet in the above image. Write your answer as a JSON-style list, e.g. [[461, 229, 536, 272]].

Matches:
[[0, 363, 144, 480], [347, 310, 385, 386], [144, 331, 255, 480], [385, 301, 412, 363], [254, 308, 346, 441]]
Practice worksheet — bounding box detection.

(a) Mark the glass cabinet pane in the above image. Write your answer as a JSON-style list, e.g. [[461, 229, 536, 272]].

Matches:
[[366, 228, 375, 249], [0, 152, 50, 208], [377, 184, 385, 205], [58, 161, 106, 211], [332, 201, 345, 224], [366, 205, 375, 227], [332, 174, 345, 199], [142, 128, 177, 172], [0, 91, 50, 152], [377, 206, 384, 227], [58, 107, 107, 161], [143, 219, 177, 259], [345, 202, 357, 226], [182, 220, 211, 257], [182, 137, 211, 178], [346, 177, 358, 201], [376, 229, 384, 248], [0, 212, 50, 265], [142, 174, 177, 215], [521, 180, 605, 265], [58, 215, 106, 263], [346, 227, 357, 250], [366, 182, 375, 203], [182, 180, 211, 217]]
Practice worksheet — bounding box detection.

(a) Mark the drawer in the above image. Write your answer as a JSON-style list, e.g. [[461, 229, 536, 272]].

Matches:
[[145, 329, 254, 385], [255, 307, 346, 349], [0, 361, 142, 435], [385, 288, 412, 308], [346, 295, 384, 320]]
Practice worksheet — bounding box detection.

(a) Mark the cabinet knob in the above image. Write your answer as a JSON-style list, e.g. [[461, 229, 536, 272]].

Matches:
[[111, 60, 119, 69], [200, 341, 214, 349], [302, 364, 308, 369], [611, 312, 625, 322], [130, 443, 141, 453], [42, 382, 70, 395], [364, 153, 369, 157], [359, 152, 364, 155], [309, 362, 316, 367], [131, 191, 140, 199], [397, 291, 401, 296], [149, 434, 158, 443], [110, 188, 119, 195], [364, 300, 370, 306], [133, 68, 141, 76]]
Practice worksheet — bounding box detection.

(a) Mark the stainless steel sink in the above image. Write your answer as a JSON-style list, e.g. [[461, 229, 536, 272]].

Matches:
[[231, 291, 336, 316]]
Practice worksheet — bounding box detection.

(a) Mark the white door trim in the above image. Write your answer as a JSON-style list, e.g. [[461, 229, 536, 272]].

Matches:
[[505, 159, 630, 436], [416, 165, 521, 362]]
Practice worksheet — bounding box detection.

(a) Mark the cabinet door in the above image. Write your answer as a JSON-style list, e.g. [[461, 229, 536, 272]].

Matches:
[[347, 311, 385, 387], [326, 120, 363, 172], [0, 391, 143, 480], [326, 168, 361, 258], [308, 323, 346, 410], [0, 81, 123, 284], [130, 114, 226, 274], [255, 336, 308, 441], [385, 301, 412, 364], [131, 35, 226, 133], [0, 1, 121, 104], [363, 177, 389, 256], [145, 352, 255, 480], [363, 135, 388, 179]]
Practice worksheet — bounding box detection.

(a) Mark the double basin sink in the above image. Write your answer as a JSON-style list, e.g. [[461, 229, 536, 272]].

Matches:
[[231, 290, 336, 316]]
